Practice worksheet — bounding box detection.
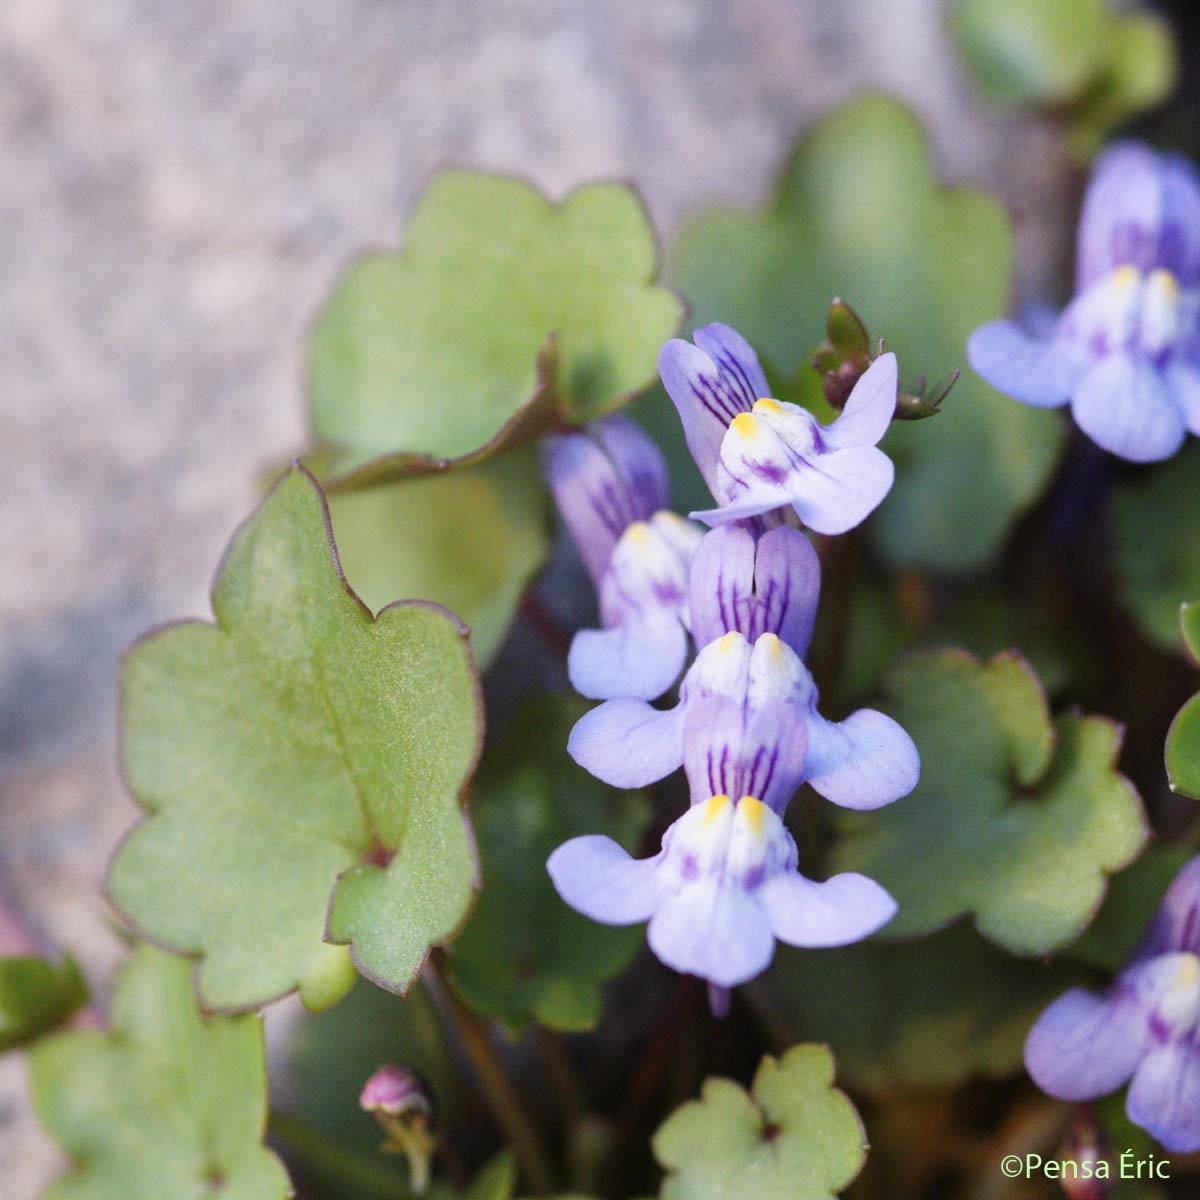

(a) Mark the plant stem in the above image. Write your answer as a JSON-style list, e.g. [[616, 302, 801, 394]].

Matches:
[[538, 1028, 587, 1127], [430, 958, 558, 1195], [269, 1111, 413, 1200], [813, 528, 861, 714]]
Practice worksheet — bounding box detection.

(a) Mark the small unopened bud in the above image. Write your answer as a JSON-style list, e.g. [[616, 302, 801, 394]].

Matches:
[[1057, 1107, 1112, 1200], [811, 298, 874, 412], [826, 298, 871, 361], [360, 1066, 436, 1193], [894, 370, 959, 421]]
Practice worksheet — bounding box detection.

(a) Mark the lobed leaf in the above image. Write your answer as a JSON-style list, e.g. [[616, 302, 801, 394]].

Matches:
[[670, 97, 1064, 572], [832, 649, 1148, 954], [108, 466, 483, 1011], [325, 450, 549, 669], [309, 172, 684, 484], [444, 698, 649, 1035], [652, 1045, 867, 1200], [31, 946, 290, 1200]]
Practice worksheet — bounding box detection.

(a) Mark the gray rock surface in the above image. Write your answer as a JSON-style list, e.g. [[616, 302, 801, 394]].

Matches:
[[0, 1, 1072, 1193]]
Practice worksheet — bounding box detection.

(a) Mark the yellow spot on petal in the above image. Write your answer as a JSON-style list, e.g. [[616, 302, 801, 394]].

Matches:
[[1176, 954, 1200, 989], [704, 794, 730, 824], [718, 631, 743, 655], [738, 795, 765, 832], [1113, 265, 1140, 290], [731, 412, 759, 437], [1149, 268, 1180, 299], [753, 398, 782, 414], [759, 632, 783, 657], [626, 521, 651, 545]]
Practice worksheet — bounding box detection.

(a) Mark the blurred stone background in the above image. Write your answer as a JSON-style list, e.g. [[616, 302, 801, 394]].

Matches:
[[0, 1, 1078, 1193]]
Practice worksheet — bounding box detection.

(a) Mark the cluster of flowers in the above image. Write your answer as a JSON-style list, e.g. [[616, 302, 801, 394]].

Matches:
[[542, 324, 919, 1011], [541, 136, 1200, 1144], [971, 141, 1200, 464]]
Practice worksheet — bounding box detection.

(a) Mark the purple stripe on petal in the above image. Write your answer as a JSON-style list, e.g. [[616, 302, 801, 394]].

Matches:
[[682, 696, 747, 803], [752, 527, 820, 656], [738, 702, 807, 813], [568, 698, 686, 788], [692, 324, 770, 405], [545, 416, 669, 585], [594, 414, 671, 516], [760, 870, 896, 947], [658, 339, 739, 493], [688, 526, 756, 648]]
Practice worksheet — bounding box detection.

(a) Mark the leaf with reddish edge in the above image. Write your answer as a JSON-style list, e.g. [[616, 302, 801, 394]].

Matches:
[[309, 173, 684, 488], [108, 465, 483, 1012]]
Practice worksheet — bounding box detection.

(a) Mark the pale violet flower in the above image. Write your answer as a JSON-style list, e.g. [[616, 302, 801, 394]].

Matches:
[[545, 414, 703, 701], [1025, 855, 1200, 1153], [969, 141, 1200, 463], [657, 323, 898, 533], [567, 523, 920, 809], [548, 696, 897, 989]]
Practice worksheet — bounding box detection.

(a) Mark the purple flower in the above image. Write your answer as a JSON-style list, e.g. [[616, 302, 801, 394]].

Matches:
[[545, 415, 703, 701], [548, 697, 897, 988], [567, 524, 920, 809], [1024, 855, 1200, 1153], [969, 142, 1200, 463], [657, 323, 898, 533]]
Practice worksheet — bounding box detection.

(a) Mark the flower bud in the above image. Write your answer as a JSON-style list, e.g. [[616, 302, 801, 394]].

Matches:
[[360, 1066, 437, 1193]]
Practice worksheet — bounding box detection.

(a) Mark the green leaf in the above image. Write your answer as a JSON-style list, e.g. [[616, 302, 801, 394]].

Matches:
[[1166, 601, 1200, 799], [445, 698, 649, 1035], [31, 946, 290, 1200], [953, 0, 1109, 106], [770, 924, 1077, 1093], [832, 649, 1148, 954], [652, 1045, 866, 1200], [326, 450, 549, 669], [109, 466, 483, 1010], [1113, 448, 1200, 653], [0, 954, 88, 1052], [310, 172, 684, 483], [670, 97, 1064, 572]]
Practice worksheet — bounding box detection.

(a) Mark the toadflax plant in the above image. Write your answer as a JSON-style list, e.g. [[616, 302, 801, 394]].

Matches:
[[15, 80, 1200, 1200]]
